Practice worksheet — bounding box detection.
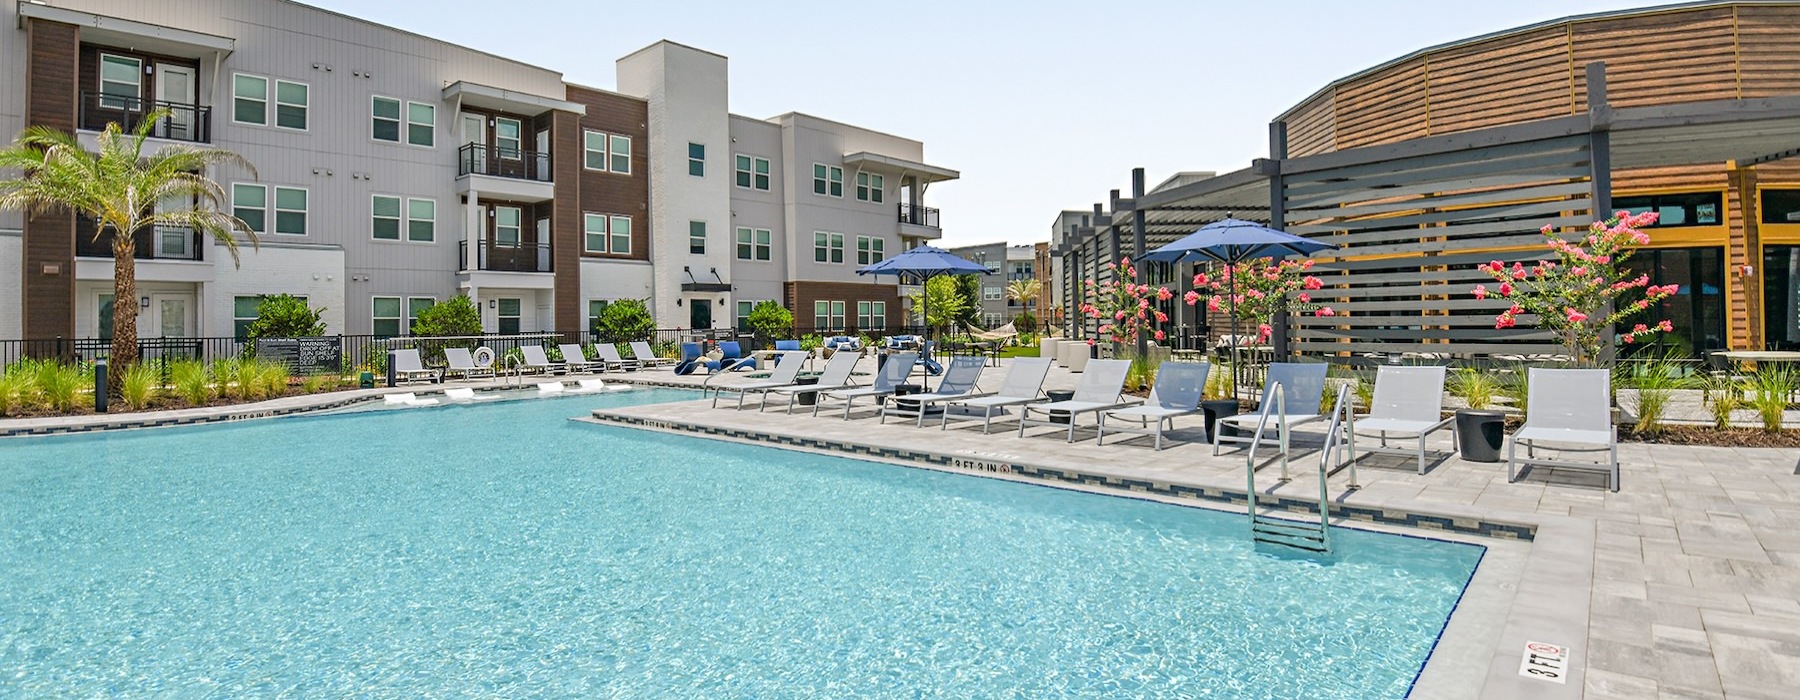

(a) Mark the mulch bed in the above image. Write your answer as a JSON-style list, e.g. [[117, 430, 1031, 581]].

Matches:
[[1627, 425, 1800, 448]]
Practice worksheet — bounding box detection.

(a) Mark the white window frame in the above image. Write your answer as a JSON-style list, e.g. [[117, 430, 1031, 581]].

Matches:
[[735, 154, 753, 189], [688, 220, 706, 255], [495, 205, 522, 246], [272, 186, 308, 236], [232, 182, 267, 234], [587, 299, 611, 332], [688, 142, 705, 177], [856, 172, 885, 203], [371, 296, 403, 337], [753, 157, 771, 191], [273, 79, 308, 131], [98, 53, 142, 110], [583, 212, 607, 253], [830, 301, 846, 329], [371, 95, 402, 143], [371, 193, 402, 240], [405, 296, 436, 334], [814, 231, 844, 264], [736, 227, 773, 261], [232, 295, 259, 340], [812, 163, 843, 197], [735, 300, 758, 328], [406, 102, 435, 147], [407, 198, 435, 242], [856, 235, 885, 265], [984, 286, 1004, 301], [609, 215, 632, 254], [868, 301, 887, 330], [609, 134, 631, 174], [583, 129, 607, 171], [496, 297, 523, 334], [231, 73, 268, 126], [496, 117, 523, 159]]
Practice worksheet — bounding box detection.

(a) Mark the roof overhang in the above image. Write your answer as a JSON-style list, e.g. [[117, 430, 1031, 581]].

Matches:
[[442, 81, 585, 116], [841, 152, 959, 183], [20, 1, 235, 59], [680, 282, 731, 293]]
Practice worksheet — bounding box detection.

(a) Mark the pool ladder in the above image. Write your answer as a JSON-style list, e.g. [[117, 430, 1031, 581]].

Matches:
[[1244, 382, 1358, 554]]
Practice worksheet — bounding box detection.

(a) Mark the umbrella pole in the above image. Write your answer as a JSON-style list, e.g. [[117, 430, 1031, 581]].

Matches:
[[1229, 266, 1240, 402], [922, 273, 931, 392]]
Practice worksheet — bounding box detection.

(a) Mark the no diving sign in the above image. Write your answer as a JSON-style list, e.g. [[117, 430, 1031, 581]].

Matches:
[[1519, 641, 1569, 683]]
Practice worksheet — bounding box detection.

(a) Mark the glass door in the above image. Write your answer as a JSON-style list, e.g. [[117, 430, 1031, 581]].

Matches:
[[154, 63, 196, 139], [1767, 245, 1800, 350], [688, 299, 712, 329], [461, 113, 486, 173], [151, 294, 195, 338]]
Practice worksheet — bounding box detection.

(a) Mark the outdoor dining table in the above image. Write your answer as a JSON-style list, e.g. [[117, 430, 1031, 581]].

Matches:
[[1718, 350, 1800, 402]]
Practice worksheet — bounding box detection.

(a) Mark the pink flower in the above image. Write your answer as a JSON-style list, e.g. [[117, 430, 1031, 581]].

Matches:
[[1657, 319, 1674, 332], [1633, 323, 1649, 333], [1316, 307, 1336, 317], [1298, 292, 1311, 303], [1138, 298, 1150, 310], [1303, 277, 1324, 290], [1153, 330, 1166, 341], [1155, 287, 1173, 301], [1115, 310, 1127, 321], [1098, 323, 1112, 334], [1622, 334, 1636, 344], [1540, 224, 1554, 235], [1184, 290, 1201, 305], [1154, 311, 1169, 323], [1595, 255, 1611, 264], [1086, 339, 1096, 347], [1571, 266, 1587, 277], [1496, 315, 1516, 329], [1301, 259, 1316, 270], [1206, 297, 1222, 312], [1256, 324, 1272, 342], [1193, 273, 1209, 286], [1498, 282, 1514, 296], [1472, 285, 1488, 300], [1507, 304, 1524, 316], [1487, 259, 1505, 273], [1511, 263, 1527, 280], [1565, 308, 1588, 324], [1631, 232, 1651, 245]]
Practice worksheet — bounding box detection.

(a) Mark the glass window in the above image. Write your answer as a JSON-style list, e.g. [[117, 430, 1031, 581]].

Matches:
[[274, 80, 307, 130], [688, 143, 705, 177], [857, 236, 885, 265], [736, 300, 756, 329], [495, 206, 521, 246], [828, 167, 843, 197], [856, 172, 884, 203], [588, 299, 610, 333], [813, 301, 830, 330], [273, 187, 307, 235], [814, 232, 844, 263], [496, 117, 522, 158], [689, 220, 706, 254], [1766, 245, 1800, 350], [610, 215, 631, 254], [735, 155, 753, 188], [984, 286, 1003, 301], [1761, 189, 1800, 225], [407, 198, 435, 242], [755, 229, 772, 261], [856, 301, 870, 330], [497, 298, 521, 335], [584, 213, 606, 253], [372, 195, 401, 240], [407, 103, 435, 147], [232, 183, 266, 233], [372, 97, 401, 142], [754, 158, 770, 190], [99, 54, 142, 109], [372, 296, 402, 337], [1613, 192, 1722, 228], [98, 294, 115, 338], [1620, 246, 1725, 358], [584, 130, 607, 170], [830, 301, 845, 329], [231, 295, 262, 340], [233, 74, 267, 125], [609, 135, 631, 174], [406, 297, 435, 334], [813, 164, 829, 196], [869, 301, 886, 330]]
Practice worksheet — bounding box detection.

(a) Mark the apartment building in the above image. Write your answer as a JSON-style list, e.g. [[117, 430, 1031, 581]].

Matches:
[[943, 242, 1038, 329], [0, 0, 953, 342]]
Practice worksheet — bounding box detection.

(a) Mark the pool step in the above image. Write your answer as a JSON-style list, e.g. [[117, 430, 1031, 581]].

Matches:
[[1251, 518, 1330, 553]]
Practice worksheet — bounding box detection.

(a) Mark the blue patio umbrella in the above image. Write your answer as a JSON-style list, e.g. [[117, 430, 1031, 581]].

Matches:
[[857, 245, 992, 389], [1141, 218, 1338, 394]]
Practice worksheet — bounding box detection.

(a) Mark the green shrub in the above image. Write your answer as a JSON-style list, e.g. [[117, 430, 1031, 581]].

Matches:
[[0, 362, 31, 415], [211, 358, 244, 400], [799, 333, 824, 352], [411, 295, 483, 337], [171, 360, 212, 405], [257, 361, 291, 398], [1449, 367, 1500, 410], [595, 298, 655, 343], [1750, 367, 1796, 433], [244, 294, 327, 346], [1623, 356, 1694, 436], [1497, 364, 1531, 413], [746, 301, 794, 343], [35, 360, 86, 412], [121, 362, 162, 410], [301, 373, 336, 394], [1706, 375, 1743, 430], [1013, 310, 1037, 333]]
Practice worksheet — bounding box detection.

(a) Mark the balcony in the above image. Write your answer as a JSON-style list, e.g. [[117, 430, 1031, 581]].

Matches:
[[898, 203, 940, 228], [79, 91, 211, 143], [75, 225, 205, 262], [458, 143, 551, 182], [460, 240, 552, 273]]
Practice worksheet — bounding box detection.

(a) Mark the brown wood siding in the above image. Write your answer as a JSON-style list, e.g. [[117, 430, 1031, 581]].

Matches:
[[1284, 94, 1336, 158], [551, 109, 581, 338], [1426, 28, 1572, 135], [783, 281, 901, 332], [23, 19, 79, 343], [1332, 57, 1429, 150], [1570, 7, 1739, 110], [1736, 5, 1800, 97], [565, 85, 649, 262]]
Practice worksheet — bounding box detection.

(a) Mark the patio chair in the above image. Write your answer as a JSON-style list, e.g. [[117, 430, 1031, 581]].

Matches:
[[941, 357, 1053, 433], [1507, 368, 1619, 492], [1344, 365, 1454, 474], [713, 341, 758, 371], [711, 351, 809, 409], [442, 347, 494, 380], [390, 348, 440, 384], [1018, 359, 1138, 442], [674, 342, 708, 375], [558, 344, 602, 374], [765, 350, 862, 413], [1097, 361, 1211, 450], [815, 352, 915, 419], [518, 346, 563, 375], [594, 343, 639, 372], [629, 341, 677, 368], [881, 355, 985, 426], [1214, 362, 1329, 455], [442, 387, 497, 402], [821, 335, 862, 359]]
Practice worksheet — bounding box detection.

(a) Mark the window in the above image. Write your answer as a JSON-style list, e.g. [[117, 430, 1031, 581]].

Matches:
[[736, 300, 756, 328], [232, 295, 261, 340], [497, 298, 521, 335], [495, 206, 521, 246], [1621, 247, 1726, 357], [496, 117, 522, 158], [372, 97, 401, 142], [610, 135, 631, 174], [99, 294, 115, 338], [584, 213, 607, 253], [406, 103, 435, 146], [99, 54, 141, 109], [1766, 245, 1800, 350], [588, 299, 610, 333], [814, 231, 844, 263], [372, 195, 401, 240], [232, 74, 267, 125], [274, 80, 308, 130], [736, 227, 772, 261], [735, 155, 771, 190], [689, 221, 706, 254], [984, 286, 1003, 301], [1761, 189, 1800, 225], [857, 301, 887, 330], [814, 300, 845, 330], [610, 215, 632, 254], [856, 172, 884, 203], [812, 164, 843, 197], [274, 187, 307, 235], [407, 297, 435, 333], [1613, 192, 1722, 228], [408, 199, 435, 242], [232, 183, 266, 233], [372, 296, 402, 337], [688, 143, 705, 176], [856, 236, 885, 265], [584, 130, 607, 170]]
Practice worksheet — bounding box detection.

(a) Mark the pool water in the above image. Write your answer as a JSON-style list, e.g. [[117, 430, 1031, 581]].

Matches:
[[0, 390, 1482, 698]]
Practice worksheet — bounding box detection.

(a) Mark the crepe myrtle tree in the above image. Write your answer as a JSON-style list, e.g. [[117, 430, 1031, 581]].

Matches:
[[1180, 257, 1336, 343], [0, 108, 255, 394]]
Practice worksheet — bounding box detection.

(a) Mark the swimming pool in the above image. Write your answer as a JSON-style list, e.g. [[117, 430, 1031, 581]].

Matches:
[[0, 390, 1482, 698]]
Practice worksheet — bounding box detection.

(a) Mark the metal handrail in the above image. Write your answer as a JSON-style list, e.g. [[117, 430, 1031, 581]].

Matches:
[[1245, 380, 1338, 554], [1245, 381, 1292, 481], [1319, 383, 1361, 489]]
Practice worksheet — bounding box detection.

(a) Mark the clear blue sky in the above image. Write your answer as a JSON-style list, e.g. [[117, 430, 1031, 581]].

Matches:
[[309, 0, 1653, 246]]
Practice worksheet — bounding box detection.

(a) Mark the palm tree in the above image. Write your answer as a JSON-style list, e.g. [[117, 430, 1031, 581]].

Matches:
[[0, 109, 255, 394], [1005, 278, 1042, 312]]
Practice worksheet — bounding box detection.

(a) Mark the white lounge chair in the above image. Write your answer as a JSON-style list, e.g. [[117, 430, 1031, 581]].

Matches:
[[443, 387, 497, 402], [710, 351, 809, 409], [941, 357, 1053, 433], [629, 341, 676, 368], [575, 378, 632, 393], [559, 344, 602, 373], [537, 381, 565, 394], [443, 347, 494, 380], [1508, 368, 1619, 492], [816, 352, 915, 419], [881, 356, 985, 426], [596, 343, 639, 371], [765, 351, 861, 414], [519, 346, 563, 375], [382, 391, 438, 406], [1215, 363, 1329, 455], [390, 348, 439, 384], [1345, 365, 1454, 474], [1098, 361, 1210, 450], [1019, 359, 1138, 442]]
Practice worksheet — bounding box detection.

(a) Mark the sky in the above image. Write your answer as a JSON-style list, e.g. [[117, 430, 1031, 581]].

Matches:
[[309, 0, 1654, 247]]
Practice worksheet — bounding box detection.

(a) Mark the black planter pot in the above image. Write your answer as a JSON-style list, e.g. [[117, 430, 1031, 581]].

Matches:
[[1199, 399, 1239, 438], [1045, 390, 1075, 424], [1455, 409, 1507, 463]]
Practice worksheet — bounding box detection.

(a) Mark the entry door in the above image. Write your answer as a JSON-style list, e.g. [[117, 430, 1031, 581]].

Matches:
[[154, 63, 196, 139], [150, 294, 195, 338], [688, 299, 712, 329], [462, 113, 487, 172]]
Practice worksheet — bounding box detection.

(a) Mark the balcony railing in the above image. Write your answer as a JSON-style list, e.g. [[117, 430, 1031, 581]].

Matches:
[[79, 91, 211, 143], [460, 240, 552, 273], [457, 143, 551, 182], [74, 225, 205, 261], [898, 203, 940, 228]]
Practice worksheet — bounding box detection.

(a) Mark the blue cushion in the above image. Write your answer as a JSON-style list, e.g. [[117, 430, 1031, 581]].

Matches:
[[718, 341, 742, 359], [775, 340, 800, 351]]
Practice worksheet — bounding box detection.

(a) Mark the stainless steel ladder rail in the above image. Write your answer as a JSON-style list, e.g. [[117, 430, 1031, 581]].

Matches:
[[501, 355, 525, 388], [1319, 382, 1361, 490], [1244, 380, 1334, 554]]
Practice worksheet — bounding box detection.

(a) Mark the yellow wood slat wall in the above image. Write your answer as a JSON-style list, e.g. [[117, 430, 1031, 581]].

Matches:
[[1737, 6, 1800, 97], [1285, 93, 1336, 158], [1333, 58, 1430, 150], [1426, 28, 1573, 134]]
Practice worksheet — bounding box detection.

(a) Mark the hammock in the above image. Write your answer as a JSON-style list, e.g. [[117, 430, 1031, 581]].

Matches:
[[968, 322, 1018, 342]]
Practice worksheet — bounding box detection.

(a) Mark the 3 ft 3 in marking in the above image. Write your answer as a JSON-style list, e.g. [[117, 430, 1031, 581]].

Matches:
[[1518, 641, 1569, 684]]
